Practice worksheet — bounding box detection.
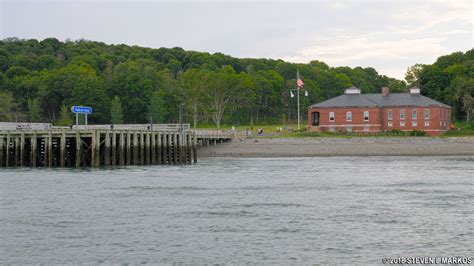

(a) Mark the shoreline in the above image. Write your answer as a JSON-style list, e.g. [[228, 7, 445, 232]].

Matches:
[[198, 136, 474, 157]]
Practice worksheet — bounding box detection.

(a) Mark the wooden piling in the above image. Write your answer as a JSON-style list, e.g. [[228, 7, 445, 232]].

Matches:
[[157, 132, 162, 164], [172, 132, 177, 164], [14, 136, 20, 166], [133, 132, 139, 165], [193, 132, 197, 163], [126, 132, 131, 165], [104, 131, 110, 166], [31, 133, 36, 167], [47, 132, 53, 167], [145, 132, 150, 165], [119, 132, 125, 166], [75, 131, 81, 167], [140, 133, 145, 165], [111, 132, 117, 166], [5, 134, 10, 167], [91, 130, 97, 167], [0, 136, 4, 166], [20, 133, 25, 166], [165, 132, 170, 164], [151, 132, 156, 164], [60, 130, 66, 167]]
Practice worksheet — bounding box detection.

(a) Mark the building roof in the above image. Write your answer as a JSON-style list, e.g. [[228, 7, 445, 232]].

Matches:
[[309, 90, 451, 109]]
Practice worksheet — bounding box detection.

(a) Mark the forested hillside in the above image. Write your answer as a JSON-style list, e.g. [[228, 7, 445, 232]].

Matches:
[[407, 50, 474, 123], [0, 37, 412, 127]]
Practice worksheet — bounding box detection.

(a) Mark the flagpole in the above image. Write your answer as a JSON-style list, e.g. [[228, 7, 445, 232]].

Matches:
[[297, 70, 300, 130]]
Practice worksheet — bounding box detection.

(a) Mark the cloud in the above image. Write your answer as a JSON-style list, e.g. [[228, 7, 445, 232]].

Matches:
[[281, 36, 449, 63], [276, 0, 473, 79]]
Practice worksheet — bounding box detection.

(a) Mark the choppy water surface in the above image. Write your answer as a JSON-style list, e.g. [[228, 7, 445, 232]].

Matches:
[[1, 156, 473, 264]]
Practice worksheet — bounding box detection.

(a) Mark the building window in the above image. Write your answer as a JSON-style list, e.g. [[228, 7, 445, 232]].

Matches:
[[412, 121, 417, 127], [388, 121, 393, 127], [364, 111, 369, 121], [388, 110, 393, 121], [346, 126, 352, 132], [364, 124, 369, 132], [425, 121, 430, 127], [400, 109, 405, 120], [400, 121, 405, 127], [412, 109, 417, 120], [329, 112, 335, 122], [424, 109, 430, 120], [346, 111, 352, 122]]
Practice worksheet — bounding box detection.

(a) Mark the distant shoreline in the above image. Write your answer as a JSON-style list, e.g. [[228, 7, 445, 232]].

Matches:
[[198, 137, 474, 157]]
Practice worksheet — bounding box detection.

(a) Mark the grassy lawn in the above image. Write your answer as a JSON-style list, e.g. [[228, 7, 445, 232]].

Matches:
[[196, 121, 474, 138]]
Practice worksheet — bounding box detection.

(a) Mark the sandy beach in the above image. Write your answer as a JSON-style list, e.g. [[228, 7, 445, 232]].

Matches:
[[198, 137, 474, 157]]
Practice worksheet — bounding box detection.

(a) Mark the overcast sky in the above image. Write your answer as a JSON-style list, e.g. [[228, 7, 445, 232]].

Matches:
[[1, 0, 472, 80]]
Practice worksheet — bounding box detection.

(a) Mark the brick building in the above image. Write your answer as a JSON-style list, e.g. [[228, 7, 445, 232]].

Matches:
[[307, 86, 451, 135]]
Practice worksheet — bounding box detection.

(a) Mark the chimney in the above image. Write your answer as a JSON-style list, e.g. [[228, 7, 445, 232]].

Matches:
[[381, 87, 389, 96]]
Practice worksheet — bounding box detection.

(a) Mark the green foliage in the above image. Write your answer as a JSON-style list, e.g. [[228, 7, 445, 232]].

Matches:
[[414, 49, 474, 123], [110, 96, 124, 124], [148, 91, 166, 123], [409, 130, 427, 136], [55, 105, 72, 126], [11, 37, 469, 127], [0, 91, 18, 121], [27, 98, 42, 122]]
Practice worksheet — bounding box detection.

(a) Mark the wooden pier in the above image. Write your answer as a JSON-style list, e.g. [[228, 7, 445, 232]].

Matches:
[[0, 122, 238, 167], [0, 129, 213, 167]]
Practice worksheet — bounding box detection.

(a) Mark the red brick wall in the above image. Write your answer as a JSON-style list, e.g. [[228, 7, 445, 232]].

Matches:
[[308, 107, 382, 133], [308, 106, 451, 135], [380, 106, 451, 135]]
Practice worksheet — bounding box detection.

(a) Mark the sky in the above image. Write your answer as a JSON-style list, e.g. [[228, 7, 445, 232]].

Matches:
[[0, 0, 472, 80]]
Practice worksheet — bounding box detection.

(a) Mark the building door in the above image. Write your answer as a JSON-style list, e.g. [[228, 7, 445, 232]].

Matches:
[[312, 112, 320, 126]]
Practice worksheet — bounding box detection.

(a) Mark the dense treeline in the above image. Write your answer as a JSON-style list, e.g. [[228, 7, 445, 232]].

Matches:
[[406, 50, 474, 123], [0, 37, 408, 127]]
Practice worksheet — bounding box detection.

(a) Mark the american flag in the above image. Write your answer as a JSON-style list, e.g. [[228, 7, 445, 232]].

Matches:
[[297, 78, 304, 88], [297, 70, 304, 88]]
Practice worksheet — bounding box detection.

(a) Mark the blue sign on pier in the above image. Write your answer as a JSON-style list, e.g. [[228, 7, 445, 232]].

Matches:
[[71, 106, 93, 114]]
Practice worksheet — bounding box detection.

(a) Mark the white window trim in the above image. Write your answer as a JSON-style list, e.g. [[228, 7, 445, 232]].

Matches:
[[346, 111, 352, 122], [329, 112, 335, 122], [400, 121, 405, 127], [412, 121, 417, 127], [412, 109, 417, 120], [424, 109, 430, 120], [388, 110, 393, 121], [364, 111, 369, 122], [388, 121, 393, 127], [400, 109, 405, 120]]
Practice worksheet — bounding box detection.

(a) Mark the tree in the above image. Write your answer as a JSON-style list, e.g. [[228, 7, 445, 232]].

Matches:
[[56, 105, 73, 126], [148, 91, 166, 123], [450, 77, 474, 123], [462, 93, 473, 123], [109, 61, 154, 123], [27, 98, 42, 122], [405, 64, 425, 87], [0, 91, 18, 121], [177, 68, 209, 128], [208, 66, 246, 129], [110, 96, 124, 124]]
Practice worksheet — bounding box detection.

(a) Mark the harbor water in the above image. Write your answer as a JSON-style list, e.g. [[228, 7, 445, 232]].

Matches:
[[1, 156, 473, 264]]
